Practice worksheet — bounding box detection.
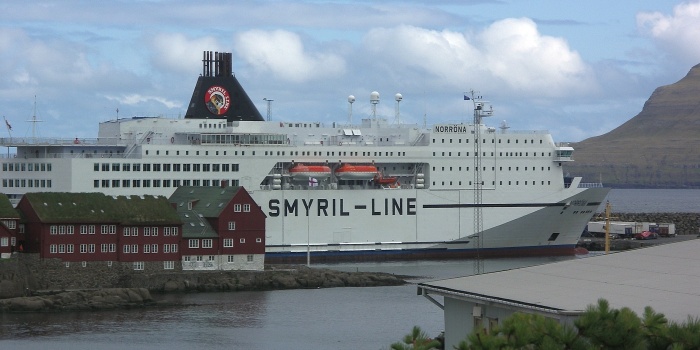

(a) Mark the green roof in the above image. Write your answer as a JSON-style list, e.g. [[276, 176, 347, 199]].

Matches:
[[0, 193, 20, 219], [169, 186, 242, 238], [23, 192, 181, 225]]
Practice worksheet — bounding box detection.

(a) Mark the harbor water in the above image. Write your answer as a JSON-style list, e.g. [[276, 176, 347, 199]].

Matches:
[[1, 189, 698, 350]]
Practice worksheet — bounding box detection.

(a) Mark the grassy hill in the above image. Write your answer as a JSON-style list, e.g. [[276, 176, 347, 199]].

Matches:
[[565, 64, 700, 188]]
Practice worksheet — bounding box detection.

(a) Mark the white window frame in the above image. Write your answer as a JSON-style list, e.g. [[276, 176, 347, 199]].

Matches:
[[223, 238, 233, 247], [228, 221, 236, 230], [80, 244, 87, 253], [133, 261, 144, 271], [243, 204, 251, 212], [234, 204, 242, 212], [202, 239, 213, 248], [50, 244, 57, 254], [188, 239, 199, 248]]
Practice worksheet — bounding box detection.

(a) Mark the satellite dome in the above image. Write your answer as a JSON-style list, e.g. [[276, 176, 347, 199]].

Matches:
[[370, 91, 380, 104], [348, 95, 355, 103], [395, 93, 403, 101]]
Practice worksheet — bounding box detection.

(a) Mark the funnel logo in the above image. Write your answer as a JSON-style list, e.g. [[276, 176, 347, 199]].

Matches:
[[205, 86, 231, 116]]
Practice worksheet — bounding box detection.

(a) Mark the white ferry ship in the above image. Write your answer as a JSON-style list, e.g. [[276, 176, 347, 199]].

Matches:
[[0, 51, 608, 262]]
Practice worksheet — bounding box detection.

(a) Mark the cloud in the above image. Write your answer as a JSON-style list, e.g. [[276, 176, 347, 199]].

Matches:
[[234, 30, 346, 82], [362, 19, 596, 99], [150, 33, 223, 74], [104, 93, 182, 109], [637, 1, 700, 65]]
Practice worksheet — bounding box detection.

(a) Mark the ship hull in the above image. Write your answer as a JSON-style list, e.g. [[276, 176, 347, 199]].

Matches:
[[252, 186, 608, 262]]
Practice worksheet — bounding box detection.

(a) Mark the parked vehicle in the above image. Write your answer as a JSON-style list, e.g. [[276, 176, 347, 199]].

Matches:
[[635, 231, 659, 240]]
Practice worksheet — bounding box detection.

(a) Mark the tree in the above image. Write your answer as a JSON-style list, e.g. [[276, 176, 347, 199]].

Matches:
[[395, 298, 700, 350], [391, 326, 443, 350]]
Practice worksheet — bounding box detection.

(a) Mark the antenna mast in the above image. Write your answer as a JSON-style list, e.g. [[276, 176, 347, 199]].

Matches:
[[263, 98, 273, 121], [470, 90, 493, 275], [29, 95, 43, 141], [348, 95, 355, 125], [394, 93, 402, 124]]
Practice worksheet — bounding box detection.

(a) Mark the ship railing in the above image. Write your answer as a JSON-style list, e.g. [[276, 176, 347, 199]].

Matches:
[[0, 137, 107, 146]]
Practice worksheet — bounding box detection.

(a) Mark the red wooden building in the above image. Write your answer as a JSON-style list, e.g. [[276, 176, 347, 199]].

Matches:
[[169, 186, 266, 271], [0, 193, 21, 258], [17, 192, 182, 269]]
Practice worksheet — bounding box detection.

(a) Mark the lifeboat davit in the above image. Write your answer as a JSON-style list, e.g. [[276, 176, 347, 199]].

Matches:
[[335, 164, 378, 180], [289, 164, 332, 180]]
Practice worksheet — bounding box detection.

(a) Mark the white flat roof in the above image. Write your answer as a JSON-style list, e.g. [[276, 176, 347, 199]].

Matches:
[[420, 239, 700, 322]]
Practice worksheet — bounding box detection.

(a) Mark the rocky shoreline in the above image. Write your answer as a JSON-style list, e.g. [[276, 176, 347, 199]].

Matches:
[[0, 265, 408, 313]]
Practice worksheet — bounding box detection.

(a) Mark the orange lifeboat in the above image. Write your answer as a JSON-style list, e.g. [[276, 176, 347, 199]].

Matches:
[[335, 164, 378, 180], [373, 173, 398, 185], [289, 164, 332, 180]]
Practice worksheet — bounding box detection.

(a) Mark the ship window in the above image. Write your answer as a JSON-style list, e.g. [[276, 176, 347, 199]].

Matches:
[[146, 150, 149, 155], [449, 152, 451, 156], [442, 152, 444, 156], [156, 150, 160, 155], [450, 139, 453, 143], [94, 163, 99, 171], [507, 139, 510, 143], [540, 140, 543, 144], [441, 139, 444, 143], [498, 139, 501, 143], [123, 163, 130, 171], [547, 233, 560, 241], [94, 180, 99, 188], [102, 163, 109, 171], [516, 140, 518, 143]]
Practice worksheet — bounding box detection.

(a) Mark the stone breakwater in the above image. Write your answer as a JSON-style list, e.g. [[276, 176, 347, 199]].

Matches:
[[0, 262, 407, 312], [138, 265, 407, 294], [0, 288, 158, 313]]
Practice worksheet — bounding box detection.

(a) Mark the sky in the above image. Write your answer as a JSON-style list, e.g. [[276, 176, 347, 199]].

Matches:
[[1, 0, 700, 142]]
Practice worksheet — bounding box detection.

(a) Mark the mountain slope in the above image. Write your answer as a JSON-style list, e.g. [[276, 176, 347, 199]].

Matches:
[[565, 64, 700, 188]]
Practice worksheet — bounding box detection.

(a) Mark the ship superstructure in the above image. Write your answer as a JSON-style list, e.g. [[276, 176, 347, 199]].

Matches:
[[0, 51, 608, 262]]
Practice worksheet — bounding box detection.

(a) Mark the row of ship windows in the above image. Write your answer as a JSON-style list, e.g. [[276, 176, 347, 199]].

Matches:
[[48, 243, 178, 254], [433, 151, 553, 157], [49, 225, 179, 236], [92, 179, 240, 188], [3, 163, 52, 172], [434, 180, 553, 186], [94, 163, 240, 172], [433, 166, 552, 172], [432, 138, 544, 144], [3, 179, 52, 188]]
